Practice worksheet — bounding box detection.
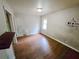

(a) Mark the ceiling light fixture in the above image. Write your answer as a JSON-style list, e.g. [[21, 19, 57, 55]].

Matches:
[[37, 8, 43, 12]]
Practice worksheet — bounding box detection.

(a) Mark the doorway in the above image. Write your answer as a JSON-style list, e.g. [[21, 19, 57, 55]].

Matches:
[[5, 10, 12, 32]]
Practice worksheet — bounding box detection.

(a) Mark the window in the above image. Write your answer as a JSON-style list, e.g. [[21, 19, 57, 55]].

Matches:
[[42, 19, 47, 30]]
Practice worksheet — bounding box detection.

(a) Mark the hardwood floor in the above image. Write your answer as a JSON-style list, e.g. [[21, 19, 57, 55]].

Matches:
[[13, 34, 79, 59]]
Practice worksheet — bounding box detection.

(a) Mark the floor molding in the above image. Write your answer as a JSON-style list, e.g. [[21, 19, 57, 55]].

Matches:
[[41, 32, 79, 53]]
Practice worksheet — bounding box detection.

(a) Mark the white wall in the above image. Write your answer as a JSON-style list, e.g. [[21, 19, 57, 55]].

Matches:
[[0, 0, 9, 59], [0, 0, 6, 35], [0, 0, 15, 59], [15, 14, 40, 36], [41, 6, 79, 52]]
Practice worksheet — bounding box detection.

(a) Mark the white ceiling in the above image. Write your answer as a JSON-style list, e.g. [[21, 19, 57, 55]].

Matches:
[[7, 0, 79, 15]]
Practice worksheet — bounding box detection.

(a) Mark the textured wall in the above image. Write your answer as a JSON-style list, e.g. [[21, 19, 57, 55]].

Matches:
[[15, 14, 40, 36], [41, 6, 79, 51]]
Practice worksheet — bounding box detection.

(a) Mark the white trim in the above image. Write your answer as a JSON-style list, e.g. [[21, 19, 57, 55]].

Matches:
[[3, 6, 17, 43], [41, 32, 79, 53]]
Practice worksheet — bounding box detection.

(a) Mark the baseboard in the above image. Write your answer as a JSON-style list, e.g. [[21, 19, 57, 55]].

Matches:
[[41, 32, 79, 53]]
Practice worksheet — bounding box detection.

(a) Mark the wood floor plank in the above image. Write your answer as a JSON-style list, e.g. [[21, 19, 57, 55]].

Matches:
[[13, 34, 79, 59]]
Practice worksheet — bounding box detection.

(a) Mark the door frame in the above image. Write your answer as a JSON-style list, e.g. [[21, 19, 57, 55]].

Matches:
[[3, 6, 17, 43]]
